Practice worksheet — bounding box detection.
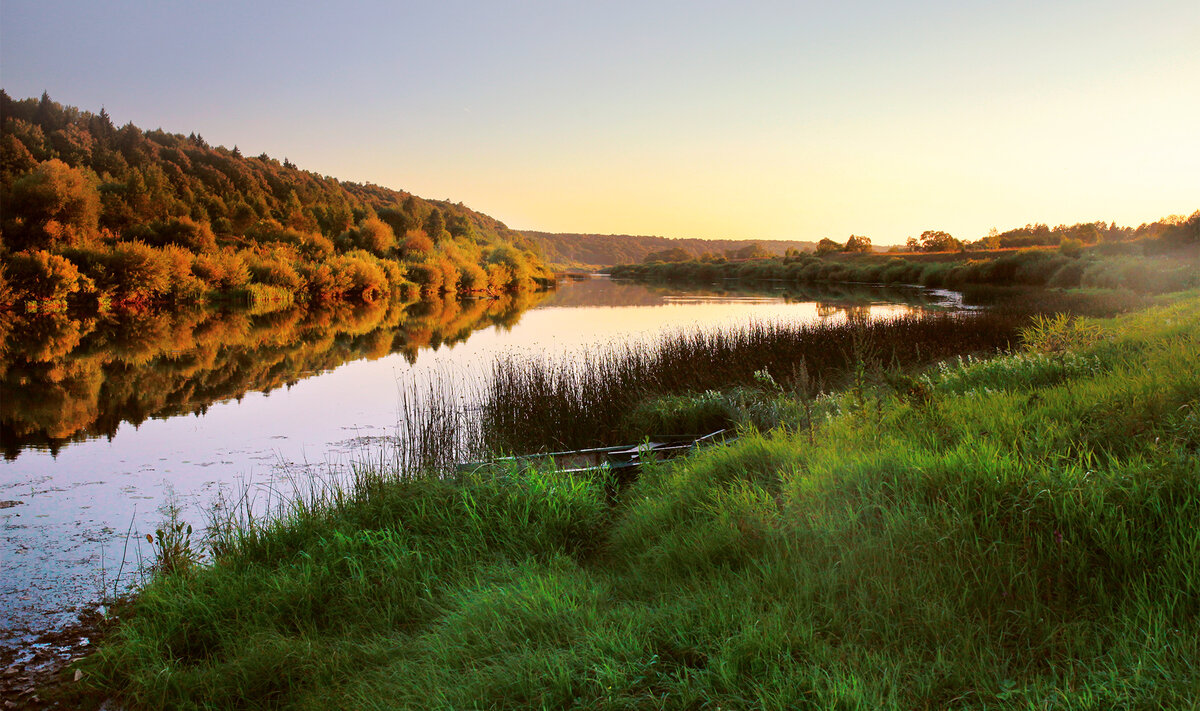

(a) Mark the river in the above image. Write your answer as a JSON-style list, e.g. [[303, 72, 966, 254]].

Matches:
[[0, 277, 963, 652]]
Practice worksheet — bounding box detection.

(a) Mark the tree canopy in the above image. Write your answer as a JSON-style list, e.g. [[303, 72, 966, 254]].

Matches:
[[0, 92, 553, 308]]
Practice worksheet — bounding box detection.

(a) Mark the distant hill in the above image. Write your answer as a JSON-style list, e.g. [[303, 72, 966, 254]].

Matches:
[[520, 231, 816, 268]]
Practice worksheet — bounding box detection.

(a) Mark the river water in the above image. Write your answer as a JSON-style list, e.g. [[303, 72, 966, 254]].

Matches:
[[0, 278, 962, 651]]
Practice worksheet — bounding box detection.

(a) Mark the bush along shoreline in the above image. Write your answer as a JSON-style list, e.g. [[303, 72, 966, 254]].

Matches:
[[60, 287, 1200, 709], [607, 220, 1200, 297]]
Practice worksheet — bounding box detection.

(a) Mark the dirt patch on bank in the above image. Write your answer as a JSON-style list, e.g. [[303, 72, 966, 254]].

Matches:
[[1, 605, 116, 710]]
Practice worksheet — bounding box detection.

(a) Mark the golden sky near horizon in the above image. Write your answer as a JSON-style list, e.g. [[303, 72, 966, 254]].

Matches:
[[3, 0, 1198, 243]]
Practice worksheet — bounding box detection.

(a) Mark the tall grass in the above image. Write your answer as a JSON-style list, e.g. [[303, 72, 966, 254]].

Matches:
[[481, 310, 1025, 452]]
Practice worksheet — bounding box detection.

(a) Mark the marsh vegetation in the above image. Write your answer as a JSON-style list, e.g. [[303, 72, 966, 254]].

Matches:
[[65, 283, 1200, 709]]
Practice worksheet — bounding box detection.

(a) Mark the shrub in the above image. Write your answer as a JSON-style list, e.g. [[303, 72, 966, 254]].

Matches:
[[486, 263, 512, 293], [402, 229, 434, 257], [353, 217, 396, 255], [247, 255, 303, 292], [331, 254, 390, 302], [1059, 237, 1084, 257], [101, 242, 174, 302], [5, 249, 86, 302], [458, 262, 488, 292], [145, 216, 218, 252], [192, 250, 251, 291], [405, 259, 445, 297], [3, 159, 101, 250]]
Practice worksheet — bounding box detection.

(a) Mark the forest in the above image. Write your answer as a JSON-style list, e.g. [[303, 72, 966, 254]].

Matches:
[[521, 230, 815, 268], [0, 93, 555, 312]]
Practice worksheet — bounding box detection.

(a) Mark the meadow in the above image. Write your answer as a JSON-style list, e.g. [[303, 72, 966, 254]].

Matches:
[[68, 286, 1200, 709]]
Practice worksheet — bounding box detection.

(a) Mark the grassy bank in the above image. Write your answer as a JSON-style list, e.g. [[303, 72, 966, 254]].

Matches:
[[75, 292, 1200, 709], [609, 242, 1200, 297]]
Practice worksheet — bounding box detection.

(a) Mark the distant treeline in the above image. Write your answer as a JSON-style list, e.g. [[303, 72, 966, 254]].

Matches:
[[0, 92, 553, 311], [610, 215, 1200, 295], [520, 231, 815, 268]]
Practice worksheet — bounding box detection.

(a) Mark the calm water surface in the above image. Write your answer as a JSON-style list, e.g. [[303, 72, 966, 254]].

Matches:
[[0, 278, 962, 649]]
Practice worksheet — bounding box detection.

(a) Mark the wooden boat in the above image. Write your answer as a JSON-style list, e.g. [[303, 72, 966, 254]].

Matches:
[[455, 429, 733, 477]]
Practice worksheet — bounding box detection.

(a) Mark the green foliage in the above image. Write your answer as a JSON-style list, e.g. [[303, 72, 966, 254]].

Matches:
[[1019, 313, 1103, 353], [522, 230, 813, 269], [481, 311, 1024, 453], [612, 246, 1200, 297], [918, 229, 962, 252], [620, 390, 738, 439], [843, 234, 871, 253], [145, 498, 199, 577], [814, 237, 841, 255], [1058, 236, 1084, 257], [76, 293, 1200, 709]]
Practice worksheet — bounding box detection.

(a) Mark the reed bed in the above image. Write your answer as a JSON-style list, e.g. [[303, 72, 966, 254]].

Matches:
[[480, 310, 1026, 452]]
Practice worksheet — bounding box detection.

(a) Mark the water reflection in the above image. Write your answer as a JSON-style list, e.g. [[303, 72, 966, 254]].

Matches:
[[0, 277, 958, 650], [0, 280, 955, 459], [0, 291, 551, 459]]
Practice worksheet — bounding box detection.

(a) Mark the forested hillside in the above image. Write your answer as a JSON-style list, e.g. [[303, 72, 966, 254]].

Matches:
[[0, 92, 553, 310], [521, 230, 815, 268]]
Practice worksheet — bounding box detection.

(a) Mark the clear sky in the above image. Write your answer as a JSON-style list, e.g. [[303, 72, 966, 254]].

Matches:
[[2, 0, 1197, 243]]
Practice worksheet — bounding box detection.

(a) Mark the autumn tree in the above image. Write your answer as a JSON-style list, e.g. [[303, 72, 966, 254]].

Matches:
[[352, 217, 396, 255], [4, 159, 100, 250]]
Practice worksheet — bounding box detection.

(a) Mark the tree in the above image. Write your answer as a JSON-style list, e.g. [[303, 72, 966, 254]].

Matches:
[[815, 238, 841, 255], [643, 247, 691, 263], [918, 230, 962, 253], [5, 250, 86, 302], [402, 229, 434, 256], [353, 217, 396, 255], [844, 235, 871, 253], [905, 237, 920, 252], [424, 208, 447, 242], [732, 242, 770, 260], [4, 159, 101, 250]]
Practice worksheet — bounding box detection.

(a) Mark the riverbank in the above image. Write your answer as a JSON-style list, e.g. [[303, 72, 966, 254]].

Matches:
[[608, 240, 1200, 296], [59, 287, 1200, 709]]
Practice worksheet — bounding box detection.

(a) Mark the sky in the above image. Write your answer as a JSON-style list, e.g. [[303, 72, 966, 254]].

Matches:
[[2, 0, 1198, 244]]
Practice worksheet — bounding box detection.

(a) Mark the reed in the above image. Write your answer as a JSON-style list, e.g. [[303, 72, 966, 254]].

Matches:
[[479, 310, 1026, 452]]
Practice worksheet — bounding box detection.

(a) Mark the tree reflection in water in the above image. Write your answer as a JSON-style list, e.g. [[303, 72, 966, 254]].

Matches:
[[0, 290, 550, 458]]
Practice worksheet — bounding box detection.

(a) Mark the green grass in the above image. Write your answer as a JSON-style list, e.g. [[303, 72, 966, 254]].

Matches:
[[76, 292, 1200, 709]]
